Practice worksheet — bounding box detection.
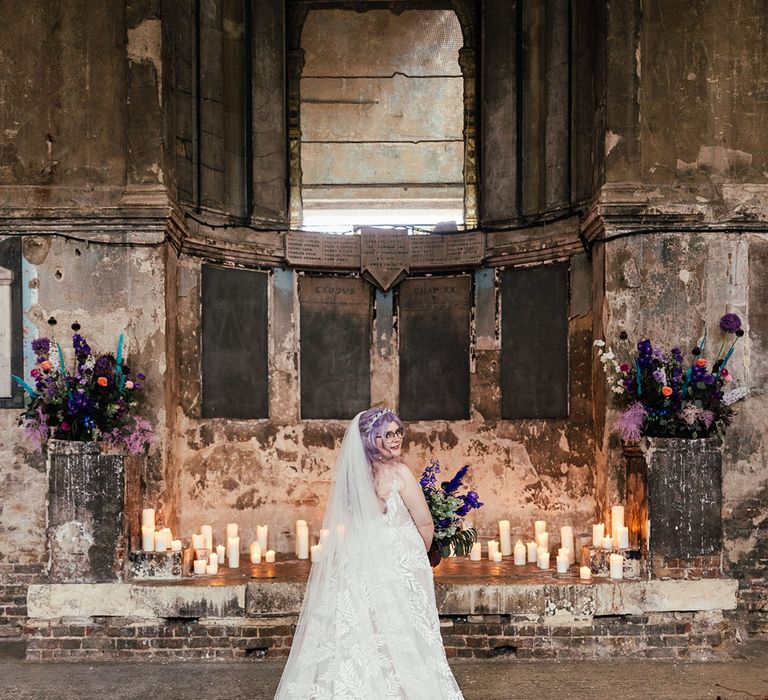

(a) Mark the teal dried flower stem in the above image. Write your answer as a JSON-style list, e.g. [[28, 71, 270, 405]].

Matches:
[[11, 375, 37, 398], [634, 358, 642, 396], [116, 334, 124, 389], [721, 338, 739, 369]]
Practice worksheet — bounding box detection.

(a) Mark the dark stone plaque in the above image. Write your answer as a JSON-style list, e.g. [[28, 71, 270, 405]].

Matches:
[[646, 437, 723, 562], [0, 236, 23, 409], [47, 441, 124, 583], [501, 264, 568, 419], [399, 276, 471, 421], [361, 227, 409, 291], [202, 265, 269, 419], [299, 276, 371, 419]]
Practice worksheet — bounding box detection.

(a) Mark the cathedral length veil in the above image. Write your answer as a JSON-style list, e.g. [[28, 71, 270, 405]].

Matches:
[[274, 412, 439, 699]]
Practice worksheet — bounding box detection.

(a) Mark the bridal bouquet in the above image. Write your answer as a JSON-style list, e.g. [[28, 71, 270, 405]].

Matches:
[[595, 313, 748, 442], [420, 459, 482, 565], [12, 325, 154, 453]]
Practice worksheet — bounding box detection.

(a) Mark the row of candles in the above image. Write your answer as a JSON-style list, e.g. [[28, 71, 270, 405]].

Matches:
[[466, 506, 630, 580], [140, 511, 324, 574]]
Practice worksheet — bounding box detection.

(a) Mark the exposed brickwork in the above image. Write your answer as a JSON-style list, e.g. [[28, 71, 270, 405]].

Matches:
[[650, 554, 723, 581], [24, 611, 738, 661], [0, 563, 45, 640]]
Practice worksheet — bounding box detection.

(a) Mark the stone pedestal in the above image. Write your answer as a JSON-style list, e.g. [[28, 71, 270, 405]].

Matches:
[[644, 437, 723, 578], [47, 440, 126, 583]]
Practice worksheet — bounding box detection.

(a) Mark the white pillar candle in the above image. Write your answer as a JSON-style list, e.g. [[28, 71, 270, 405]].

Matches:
[[208, 552, 218, 567], [205, 562, 217, 575], [602, 536, 613, 550], [526, 541, 538, 563], [249, 541, 262, 564], [492, 550, 502, 563], [556, 553, 569, 573], [227, 536, 240, 568], [579, 565, 591, 580], [319, 528, 329, 543], [154, 530, 167, 552], [226, 523, 238, 539], [534, 520, 547, 537], [256, 524, 269, 552], [170, 539, 182, 552], [487, 540, 499, 561], [611, 506, 625, 543], [141, 508, 155, 530], [538, 552, 550, 570], [469, 542, 482, 561], [297, 523, 310, 560], [536, 532, 549, 550], [216, 544, 226, 565], [592, 523, 605, 547], [609, 553, 624, 579], [191, 533, 205, 550], [560, 526, 575, 565], [265, 550, 276, 563], [618, 526, 629, 550], [193, 559, 207, 575], [295, 520, 307, 556], [310, 544, 322, 562], [514, 540, 527, 566], [498, 520, 512, 556], [201, 525, 213, 551], [141, 525, 154, 552]]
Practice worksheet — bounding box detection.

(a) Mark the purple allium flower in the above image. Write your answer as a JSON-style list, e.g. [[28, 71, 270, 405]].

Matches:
[[137, 373, 145, 380], [719, 313, 742, 333], [615, 402, 647, 443], [671, 347, 683, 363], [72, 334, 91, 358], [31, 338, 50, 356]]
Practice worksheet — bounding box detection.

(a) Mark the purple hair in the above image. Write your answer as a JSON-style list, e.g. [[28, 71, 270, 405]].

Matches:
[[359, 408, 404, 465]]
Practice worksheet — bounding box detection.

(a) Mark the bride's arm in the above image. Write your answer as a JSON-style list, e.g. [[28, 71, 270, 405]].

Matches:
[[395, 463, 434, 550]]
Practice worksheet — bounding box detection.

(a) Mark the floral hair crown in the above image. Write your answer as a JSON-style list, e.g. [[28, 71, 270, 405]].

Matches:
[[364, 408, 394, 435]]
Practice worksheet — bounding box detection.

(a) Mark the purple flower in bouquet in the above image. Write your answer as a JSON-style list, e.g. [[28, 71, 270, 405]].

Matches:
[[31, 338, 50, 356], [420, 460, 482, 560], [615, 402, 647, 443]]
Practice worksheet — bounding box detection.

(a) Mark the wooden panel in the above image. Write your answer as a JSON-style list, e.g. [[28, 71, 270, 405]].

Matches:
[[479, 0, 520, 224], [399, 276, 470, 421], [501, 264, 568, 418], [251, 0, 287, 222], [571, 0, 606, 203], [544, 0, 570, 209], [299, 277, 371, 419], [201, 265, 268, 418], [0, 237, 23, 409]]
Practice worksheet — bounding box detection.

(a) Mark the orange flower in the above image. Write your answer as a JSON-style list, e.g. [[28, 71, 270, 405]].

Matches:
[[696, 358, 707, 367], [661, 386, 673, 397], [40, 360, 52, 371], [97, 376, 108, 387]]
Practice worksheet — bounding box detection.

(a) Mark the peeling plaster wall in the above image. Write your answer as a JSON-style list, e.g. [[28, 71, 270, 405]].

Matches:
[[0, 236, 169, 569], [600, 233, 768, 632], [173, 256, 596, 554]]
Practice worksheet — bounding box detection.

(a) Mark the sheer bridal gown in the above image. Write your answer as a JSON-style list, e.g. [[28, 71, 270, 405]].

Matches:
[[274, 413, 464, 700]]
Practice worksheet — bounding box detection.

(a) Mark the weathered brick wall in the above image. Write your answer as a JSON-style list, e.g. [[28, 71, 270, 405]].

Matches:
[[24, 611, 737, 662], [0, 564, 45, 640]]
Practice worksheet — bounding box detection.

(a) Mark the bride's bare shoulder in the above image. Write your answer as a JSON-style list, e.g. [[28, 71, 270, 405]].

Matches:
[[393, 461, 417, 484]]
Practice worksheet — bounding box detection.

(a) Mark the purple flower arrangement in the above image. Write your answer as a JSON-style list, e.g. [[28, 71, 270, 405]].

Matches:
[[12, 327, 153, 454], [596, 314, 747, 442], [420, 459, 483, 558]]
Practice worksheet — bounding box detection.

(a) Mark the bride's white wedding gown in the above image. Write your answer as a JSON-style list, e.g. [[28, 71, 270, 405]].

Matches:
[[276, 475, 464, 700]]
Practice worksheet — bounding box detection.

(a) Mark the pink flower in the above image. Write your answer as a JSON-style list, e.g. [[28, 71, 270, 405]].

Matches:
[[124, 380, 134, 390], [619, 363, 630, 373]]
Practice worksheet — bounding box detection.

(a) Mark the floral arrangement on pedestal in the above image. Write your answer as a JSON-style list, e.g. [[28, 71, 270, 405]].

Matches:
[[12, 323, 154, 453], [595, 313, 748, 442], [420, 459, 483, 565]]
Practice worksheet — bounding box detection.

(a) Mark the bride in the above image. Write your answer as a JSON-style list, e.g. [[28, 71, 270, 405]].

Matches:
[[274, 408, 465, 699]]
